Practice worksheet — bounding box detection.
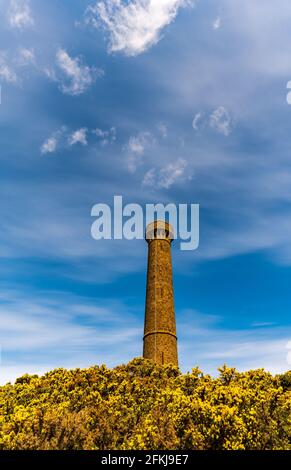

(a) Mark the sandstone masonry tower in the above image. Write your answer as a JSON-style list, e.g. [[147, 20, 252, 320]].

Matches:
[[143, 221, 178, 366]]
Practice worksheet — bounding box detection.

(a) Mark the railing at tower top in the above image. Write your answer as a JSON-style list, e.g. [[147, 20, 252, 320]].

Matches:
[[145, 221, 174, 242]]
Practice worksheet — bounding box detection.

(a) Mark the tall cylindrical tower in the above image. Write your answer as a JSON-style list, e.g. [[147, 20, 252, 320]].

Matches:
[[143, 221, 178, 366]]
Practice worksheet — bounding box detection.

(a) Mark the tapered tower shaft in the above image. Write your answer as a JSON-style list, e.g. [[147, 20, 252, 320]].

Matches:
[[143, 221, 178, 366]]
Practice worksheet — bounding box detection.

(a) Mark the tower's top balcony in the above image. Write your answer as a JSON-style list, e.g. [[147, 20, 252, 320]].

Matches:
[[145, 220, 174, 243]]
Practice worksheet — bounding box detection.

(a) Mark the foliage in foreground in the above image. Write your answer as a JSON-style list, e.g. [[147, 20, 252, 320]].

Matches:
[[0, 358, 290, 450]]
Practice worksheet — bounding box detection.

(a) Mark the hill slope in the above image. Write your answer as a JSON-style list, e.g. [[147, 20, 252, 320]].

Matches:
[[0, 358, 290, 450]]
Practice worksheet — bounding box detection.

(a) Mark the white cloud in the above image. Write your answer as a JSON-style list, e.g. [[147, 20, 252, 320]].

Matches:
[[8, 0, 34, 30], [192, 108, 232, 135], [17, 47, 35, 66], [48, 49, 103, 96], [251, 322, 276, 328], [43, 67, 57, 81], [128, 135, 147, 154], [40, 125, 116, 155], [192, 112, 203, 130], [93, 128, 107, 138], [0, 48, 35, 84], [126, 131, 154, 173], [143, 158, 189, 189], [209, 106, 232, 136], [41, 136, 58, 155], [158, 158, 188, 188], [157, 123, 168, 138], [40, 127, 66, 155], [142, 167, 156, 187], [85, 0, 195, 56], [0, 57, 17, 83], [212, 16, 221, 30], [68, 128, 88, 146], [92, 126, 116, 145]]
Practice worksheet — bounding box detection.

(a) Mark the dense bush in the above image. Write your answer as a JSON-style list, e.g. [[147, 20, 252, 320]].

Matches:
[[0, 358, 290, 450]]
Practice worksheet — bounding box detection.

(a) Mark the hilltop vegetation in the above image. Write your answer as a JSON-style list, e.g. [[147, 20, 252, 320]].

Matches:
[[0, 358, 290, 450]]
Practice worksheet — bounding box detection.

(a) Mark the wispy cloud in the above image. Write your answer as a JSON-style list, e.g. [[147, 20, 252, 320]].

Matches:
[[142, 167, 156, 187], [158, 158, 189, 188], [68, 128, 88, 146], [0, 289, 141, 384], [45, 49, 103, 96], [17, 47, 35, 66], [0, 54, 17, 83], [0, 47, 37, 84], [85, 0, 195, 56], [212, 16, 221, 30], [209, 106, 232, 136], [192, 112, 203, 130], [192, 107, 232, 136], [7, 0, 34, 30], [157, 123, 168, 138], [179, 310, 291, 375], [41, 136, 58, 155], [92, 126, 116, 146], [125, 131, 155, 173], [143, 158, 189, 189], [251, 322, 277, 328], [40, 127, 66, 155], [41, 125, 116, 155]]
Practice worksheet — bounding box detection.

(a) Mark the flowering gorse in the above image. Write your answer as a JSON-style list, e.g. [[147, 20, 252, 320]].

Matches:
[[0, 359, 290, 450]]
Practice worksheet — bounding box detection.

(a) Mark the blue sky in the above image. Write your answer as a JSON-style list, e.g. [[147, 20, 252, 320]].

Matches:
[[1, 0, 291, 383]]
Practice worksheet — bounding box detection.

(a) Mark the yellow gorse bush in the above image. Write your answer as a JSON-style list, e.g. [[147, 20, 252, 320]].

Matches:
[[0, 358, 290, 450]]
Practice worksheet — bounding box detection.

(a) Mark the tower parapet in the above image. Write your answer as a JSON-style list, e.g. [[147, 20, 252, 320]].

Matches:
[[145, 220, 174, 243]]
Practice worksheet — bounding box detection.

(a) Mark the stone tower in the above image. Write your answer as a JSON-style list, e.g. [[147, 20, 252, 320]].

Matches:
[[143, 220, 178, 366]]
